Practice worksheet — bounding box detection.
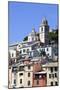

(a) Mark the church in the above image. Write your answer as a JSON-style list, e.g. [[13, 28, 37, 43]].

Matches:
[[28, 18, 49, 45]]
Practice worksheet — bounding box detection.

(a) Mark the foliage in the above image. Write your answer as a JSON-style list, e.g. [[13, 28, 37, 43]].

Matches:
[[48, 29, 58, 44], [23, 36, 28, 41]]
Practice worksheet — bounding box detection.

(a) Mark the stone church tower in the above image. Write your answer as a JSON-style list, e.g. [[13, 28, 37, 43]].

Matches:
[[39, 18, 49, 45]]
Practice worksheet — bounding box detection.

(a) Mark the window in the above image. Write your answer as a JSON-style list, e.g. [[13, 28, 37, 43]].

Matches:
[[54, 67, 58, 71], [23, 49, 25, 53], [27, 49, 29, 52], [39, 75, 42, 78], [28, 73, 30, 77], [55, 82, 58, 86], [19, 66, 24, 71], [52, 74, 54, 78], [12, 67, 17, 72], [35, 75, 39, 79], [50, 67, 53, 73], [14, 79, 16, 84], [51, 82, 53, 86], [19, 73, 23, 76], [41, 28, 43, 32], [12, 53, 14, 57], [20, 79, 22, 84], [28, 65, 30, 69], [20, 50, 22, 54], [37, 80, 39, 85], [47, 48, 48, 51], [49, 74, 51, 78], [28, 81, 30, 86], [47, 53, 49, 56], [55, 73, 57, 77], [32, 38, 34, 41]]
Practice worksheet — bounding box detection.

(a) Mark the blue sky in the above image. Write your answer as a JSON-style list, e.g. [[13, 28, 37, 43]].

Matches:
[[8, 2, 58, 44]]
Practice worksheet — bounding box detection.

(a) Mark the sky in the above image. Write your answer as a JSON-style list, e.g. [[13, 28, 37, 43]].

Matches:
[[8, 2, 58, 44]]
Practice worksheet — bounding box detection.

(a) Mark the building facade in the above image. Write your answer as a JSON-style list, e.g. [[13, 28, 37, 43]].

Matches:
[[42, 62, 58, 86]]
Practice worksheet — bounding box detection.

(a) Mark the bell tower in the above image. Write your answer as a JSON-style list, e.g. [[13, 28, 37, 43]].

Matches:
[[39, 18, 49, 45]]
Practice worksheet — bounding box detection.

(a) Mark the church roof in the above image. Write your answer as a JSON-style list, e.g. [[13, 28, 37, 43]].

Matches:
[[29, 27, 36, 36], [41, 17, 48, 26]]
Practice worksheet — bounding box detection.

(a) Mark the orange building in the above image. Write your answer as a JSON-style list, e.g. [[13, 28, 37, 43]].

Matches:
[[33, 62, 42, 72], [32, 62, 47, 87], [32, 71, 47, 87]]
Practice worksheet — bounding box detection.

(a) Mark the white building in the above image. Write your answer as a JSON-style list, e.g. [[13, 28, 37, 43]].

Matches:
[[28, 28, 38, 42], [16, 41, 40, 57], [9, 49, 16, 59], [9, 49, 17, 63], [42, 61, 58, 86], [37, 45, 58, 60], [28, 18, 49, 45]]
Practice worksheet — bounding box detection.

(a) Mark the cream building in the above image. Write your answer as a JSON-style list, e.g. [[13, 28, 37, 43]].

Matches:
[[42, 61, 58, 86], [8, 66, 13, 88], [9, 63, 33, 88]]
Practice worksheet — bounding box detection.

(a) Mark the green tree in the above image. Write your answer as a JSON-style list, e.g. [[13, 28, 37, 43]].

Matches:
[[23, 36, 28, 41], [48, 29, 58, 44]]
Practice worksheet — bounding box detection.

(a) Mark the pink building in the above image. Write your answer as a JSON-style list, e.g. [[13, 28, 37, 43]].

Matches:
[[32, 71, 47, 87], [32, 62, 47, 87]]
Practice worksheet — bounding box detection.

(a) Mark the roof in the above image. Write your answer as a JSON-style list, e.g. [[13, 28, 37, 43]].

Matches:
[[34, 71, 46, 74], [42, 61, 58, 67]]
